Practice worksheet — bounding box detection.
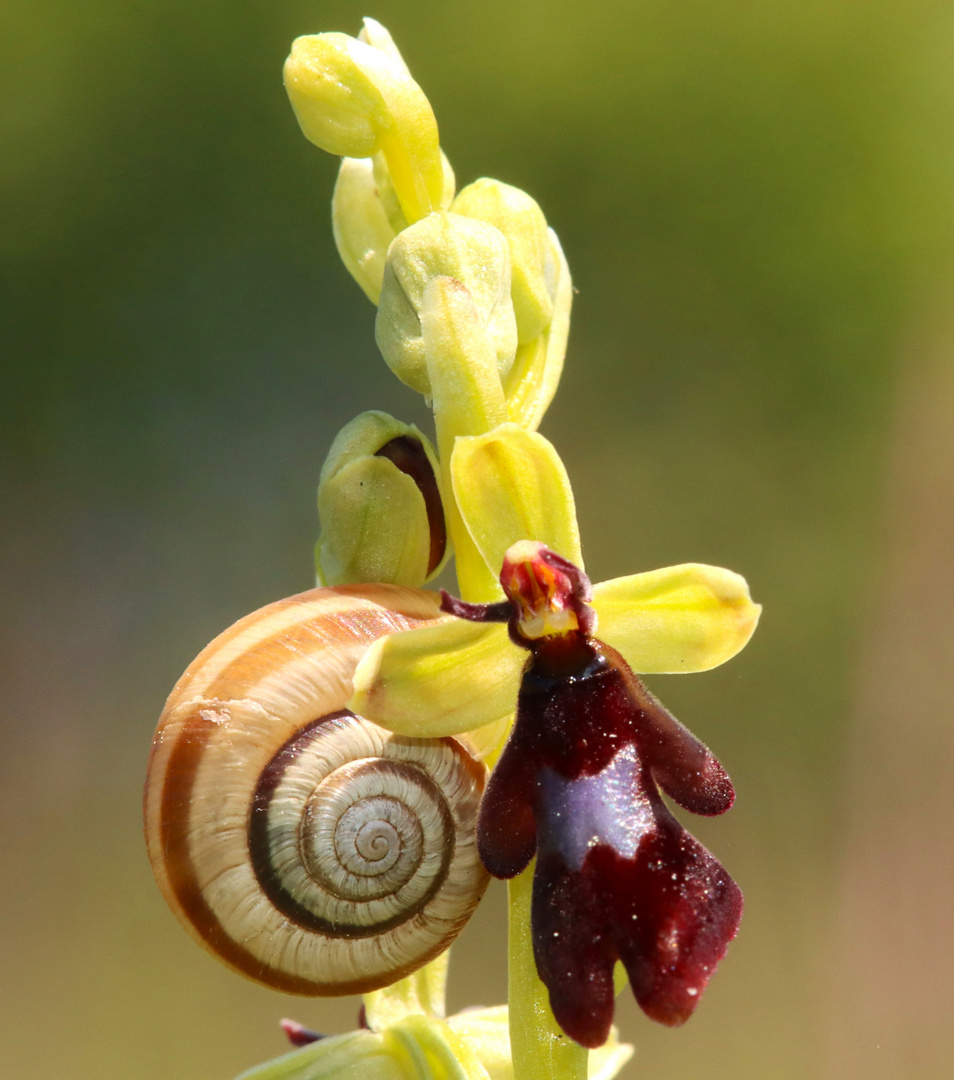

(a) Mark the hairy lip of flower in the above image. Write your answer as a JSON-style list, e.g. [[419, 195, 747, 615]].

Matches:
[[442, 544, 744, 1047]]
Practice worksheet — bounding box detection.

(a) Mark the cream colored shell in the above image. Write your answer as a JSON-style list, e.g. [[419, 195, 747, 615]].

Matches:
[[144, 584, 489, 995]]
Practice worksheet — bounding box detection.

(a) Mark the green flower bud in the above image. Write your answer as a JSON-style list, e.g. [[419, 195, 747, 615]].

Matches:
[[331, 157, 395, 304], [332, 150, 456, 305], [372, 148, 456, 236], [284, 32, 443, 223], [502, 227, 573, 430], [316, 411, 449, 587], [375, 212, 517, 395], [452, 179, 553, 345]]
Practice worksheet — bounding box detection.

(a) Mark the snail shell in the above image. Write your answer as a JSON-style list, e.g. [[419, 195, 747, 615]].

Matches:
[[144, 584, 490, 995]]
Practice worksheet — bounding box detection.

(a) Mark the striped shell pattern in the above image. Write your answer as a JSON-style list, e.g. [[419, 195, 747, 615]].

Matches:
[[144, 584, 490, 995]]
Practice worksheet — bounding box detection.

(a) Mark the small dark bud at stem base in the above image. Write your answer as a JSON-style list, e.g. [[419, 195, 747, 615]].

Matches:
[[280, 1019, 325, 1047]]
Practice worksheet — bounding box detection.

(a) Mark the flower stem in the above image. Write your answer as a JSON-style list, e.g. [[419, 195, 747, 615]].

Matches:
[[422, 275, 585, 1080], [364, 954, 449, 1029], [508, 869, 588, 1080]]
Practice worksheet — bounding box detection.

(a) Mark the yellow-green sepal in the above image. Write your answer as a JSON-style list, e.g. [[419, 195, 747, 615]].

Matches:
[[364, 959, 448, 1031], [316, 458, 433, 587], [445, 1006, 633, 1080], [350, 619, 520, 737], [357, 17, 411, 73], [388, 1017, 490, 1080], [444, 1007, 512, 1080], [230, 1006, 631, 1080], [318, 411, 439, 488], [587, 1033, 634, 1080], [593, 563, 762, 673], [373, 148, 457, 235], [451, 423, 583, 578], [463, 713, 513, 767], [420, 275, 511, 603], [503, 229, 572, 430]]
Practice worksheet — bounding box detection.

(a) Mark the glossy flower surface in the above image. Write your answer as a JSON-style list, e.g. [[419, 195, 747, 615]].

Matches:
[[445, 542, 743, 1046]]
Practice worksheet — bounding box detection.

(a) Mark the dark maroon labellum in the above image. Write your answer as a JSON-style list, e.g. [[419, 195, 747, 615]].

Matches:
[[442, 546, 743, 1048]]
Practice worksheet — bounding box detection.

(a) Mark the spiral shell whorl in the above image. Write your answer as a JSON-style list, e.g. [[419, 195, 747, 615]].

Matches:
[[144, 585, 489, 995]]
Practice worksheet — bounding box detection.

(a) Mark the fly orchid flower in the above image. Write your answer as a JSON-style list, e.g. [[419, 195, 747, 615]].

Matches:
[[444, 541, 743, 1047], [350, 423, 760, 1046]]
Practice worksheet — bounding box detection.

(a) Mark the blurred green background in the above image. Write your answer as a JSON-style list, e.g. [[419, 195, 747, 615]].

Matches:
[[3, 1, 954, 1077]]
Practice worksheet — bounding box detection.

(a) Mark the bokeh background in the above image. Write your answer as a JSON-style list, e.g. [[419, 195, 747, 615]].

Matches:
[[3, 1, 954, 1077]]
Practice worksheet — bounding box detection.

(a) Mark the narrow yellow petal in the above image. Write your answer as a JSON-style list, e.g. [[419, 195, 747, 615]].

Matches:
[[451, 424, 583, 579], [593, 563, 761, 673], [350, 620, 522, 737]]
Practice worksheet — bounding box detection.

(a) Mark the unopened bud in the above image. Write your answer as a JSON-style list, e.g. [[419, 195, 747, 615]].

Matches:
[[332, 150, 456, 305], [332, 157, 395, 304], [316, 411, 448, 587], [452, 179, 553, 344], [376, 212, 517, 395], [284, 32, 443, 223], [502, 227, 573, 430]]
